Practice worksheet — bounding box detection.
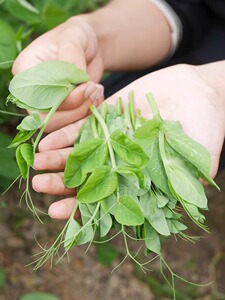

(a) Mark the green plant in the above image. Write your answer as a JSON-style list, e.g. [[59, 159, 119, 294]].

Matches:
[[0, 269, 6, 289], [4, 60, 218, 299], [19, 292, 60, 300]]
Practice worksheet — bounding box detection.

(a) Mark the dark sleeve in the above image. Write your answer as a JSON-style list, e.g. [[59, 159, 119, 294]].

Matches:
[[166, 0, 211, 55]]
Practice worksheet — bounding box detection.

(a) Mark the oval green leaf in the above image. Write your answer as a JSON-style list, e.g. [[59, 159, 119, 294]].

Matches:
[[0, 19, 17, 69], [9, 60, 89, 110], [64, 138, 108, 188], [17, 112, 43, 131], [77, 166, 118, 203], [115, 195, 144, 226], [110, 129, 149, 168]]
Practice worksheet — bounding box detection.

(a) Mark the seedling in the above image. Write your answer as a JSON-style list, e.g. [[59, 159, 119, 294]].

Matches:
[[5, 61, 218, 299]]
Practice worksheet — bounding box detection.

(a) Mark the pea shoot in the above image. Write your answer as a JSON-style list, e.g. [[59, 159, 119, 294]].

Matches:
[[5, 60, 218, 299]]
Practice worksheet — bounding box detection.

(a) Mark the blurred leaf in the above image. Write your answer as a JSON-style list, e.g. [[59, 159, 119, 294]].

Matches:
[[5, 0, 41, 25], [19, 292, 60, 300], [0, 133, 19, 180], [0, 19, 17, 69], [0, 269, 6, 288], [97, 242, 119, 265], [42, 3, 70, 29]]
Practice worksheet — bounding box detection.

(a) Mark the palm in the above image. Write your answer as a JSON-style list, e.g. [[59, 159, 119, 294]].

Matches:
[[33, 64, 225, 219], [108, 64, 224, 177]]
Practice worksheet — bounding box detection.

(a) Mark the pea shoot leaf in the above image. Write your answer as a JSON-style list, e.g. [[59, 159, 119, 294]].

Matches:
[[110, 129, 149, 168], [144, 221, 161, 254], [99, 205, 112, 237], [0, 19, 17, 69], [77, 166, 118, 203], [17, 112, 43, 131], [9, 60, 89, 110], [9, 129, 37, 148], [140, 192, 170, 236], [64, 219, 81, 251], [163, 121, 218, 188], [115, 195, 144, 226], [64, 138, 108, 188], [165, 157, 208, 209]]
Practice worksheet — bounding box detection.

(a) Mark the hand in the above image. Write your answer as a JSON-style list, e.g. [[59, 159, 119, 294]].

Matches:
[[12, 16, 104, 132], [32, 63, 225, 219]]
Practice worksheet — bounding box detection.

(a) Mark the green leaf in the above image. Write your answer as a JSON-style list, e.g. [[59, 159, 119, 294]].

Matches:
[[140, 192, 170, 236], [19, 292, 60, 300], [6, 94, 50, 112], [106, 115, 126, 135], [115, 195, 144, 226], [165, 157, 208, 209], [77, 166, 118, 203], [17, 112, 43, 131], [166, 219, 187, 234], [77, 225, 94, 246], [5, 0, 41, 25], [0, 19, 17, 69], [16, 145, 28, 179], [141, 135, 172, 196], [144, 221, 161, 254], [16, 143, 34, 179], [97, 242, 119, 266], [0, 133, 19, 179], [101, 194, 118, 216], [116, 165, 148, 189], [134, 118, 160, 140], [8, 129, 37, 148], [42, 2, 70, 30], [0, 269, 6, 288], [9, 60, 89, 110], [64, 218, 81, 251], [99, 205, 112, 237], [163, 121, 218, 187], [110, 129, 149, 168], [64, 138, 108, 188], [20, 143, 34, 167], [155, 192, 169, 208], [181, 201, 206, 224]]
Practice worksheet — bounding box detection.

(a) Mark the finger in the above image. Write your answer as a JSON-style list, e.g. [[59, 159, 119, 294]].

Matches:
[[44, 100, 92, 133], [58, 81, 104, 111], [34, 148, 73, 171], [48, 197, 77, 220], [38, 119, 85, 152], [32, 173, 75, 195], [12, 45, 45, 75], [57, 39, 87, 71]]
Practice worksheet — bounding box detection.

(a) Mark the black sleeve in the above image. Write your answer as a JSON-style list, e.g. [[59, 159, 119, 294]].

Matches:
[[166, 0, 211, 55]]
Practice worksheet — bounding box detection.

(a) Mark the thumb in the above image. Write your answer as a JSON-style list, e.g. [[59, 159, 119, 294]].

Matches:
[[57, 42, 87, 71]]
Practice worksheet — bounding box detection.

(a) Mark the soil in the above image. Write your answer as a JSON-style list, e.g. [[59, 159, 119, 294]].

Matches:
[[0, 170, 225, 300]]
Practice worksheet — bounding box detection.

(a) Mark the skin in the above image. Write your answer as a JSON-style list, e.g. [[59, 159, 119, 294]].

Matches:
[[12, 0, 225, 219], [32, 63, 225, 219], [12, 0, 171, 131]]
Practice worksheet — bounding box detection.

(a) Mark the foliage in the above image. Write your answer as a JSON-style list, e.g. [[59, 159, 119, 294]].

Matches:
[[0, 269, 6, 289], [19, 292, 60, 300], [4, 60, 217, 299]]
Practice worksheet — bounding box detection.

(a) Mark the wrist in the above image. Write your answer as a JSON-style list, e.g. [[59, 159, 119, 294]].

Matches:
[[196, 61, 225, 115]]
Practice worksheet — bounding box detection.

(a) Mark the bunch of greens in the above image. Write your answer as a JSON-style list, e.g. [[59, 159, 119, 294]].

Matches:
[[6, 60, 89, 220], [5, 60, 218, 298]]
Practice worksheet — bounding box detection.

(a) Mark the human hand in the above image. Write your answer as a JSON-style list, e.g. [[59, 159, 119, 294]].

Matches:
[[32, 63, 225, 219], [12, 16, 104, 132]]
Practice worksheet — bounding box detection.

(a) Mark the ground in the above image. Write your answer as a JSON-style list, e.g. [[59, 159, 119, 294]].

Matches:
[[0, 170, 225, 300]]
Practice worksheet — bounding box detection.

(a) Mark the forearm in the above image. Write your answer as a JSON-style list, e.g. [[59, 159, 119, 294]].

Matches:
[[80, 0, 172, 71]]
